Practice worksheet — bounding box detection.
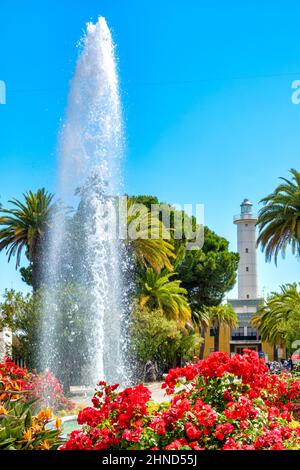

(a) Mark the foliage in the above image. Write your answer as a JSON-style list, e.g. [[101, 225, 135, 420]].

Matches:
[[20, 263, 33, 286], [257, 168, 300, 264], [130, 306, 197, 371], [0, 358, 63, 450], [177, 227, 239, 308], [0, 356, 33, 400], [205, 304, 238, 352], [0, 189, 57, 290], [0, 399, 63, 450], [36, 283, 93, 390], [137, 268, 191, 327], [0, 289, 40, 369], [126, 197, 175, 273], [252, 283, 300, 354], [129, 196, 239, 310], [28, 371, 75, 413], [62, 351, 300, 450], [0, 357, 74, 413], [0, 285, 92, 389]]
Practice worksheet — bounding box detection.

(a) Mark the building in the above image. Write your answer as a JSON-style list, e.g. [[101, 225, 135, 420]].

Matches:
[[0, 327, 12, 362], [203, 198, 275, 360]]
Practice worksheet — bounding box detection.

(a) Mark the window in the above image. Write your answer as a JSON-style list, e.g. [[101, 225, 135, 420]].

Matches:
[[247, 327, 257, 338], [245, 223, 248, 227], [246, 294, 249, 299], [245, 248, 248, 253], [232, 327, 244, 338], [246, 267, 249, 272]]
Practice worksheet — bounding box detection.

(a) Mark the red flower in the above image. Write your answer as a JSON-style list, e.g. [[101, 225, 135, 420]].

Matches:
[[185, 422, 201, 440], [165, 438, 188, 450], [61, 351, 300, 451], [122, 427, 143, 443], [149, 417, 167, 435], [214, 423, 234, 441]]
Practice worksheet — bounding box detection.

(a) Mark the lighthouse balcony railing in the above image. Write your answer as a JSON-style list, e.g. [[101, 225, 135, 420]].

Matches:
[[233, 213, 257, 221]]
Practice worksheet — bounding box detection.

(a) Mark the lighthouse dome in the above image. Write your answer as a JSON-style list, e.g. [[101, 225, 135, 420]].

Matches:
[[241, 198, 252, 214]]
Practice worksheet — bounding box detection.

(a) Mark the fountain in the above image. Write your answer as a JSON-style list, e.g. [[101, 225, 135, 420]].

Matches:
[[40, 17, 129, 389]]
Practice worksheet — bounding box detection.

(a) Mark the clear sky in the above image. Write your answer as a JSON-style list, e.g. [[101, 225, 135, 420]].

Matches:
[[1, 0, 300, 298]]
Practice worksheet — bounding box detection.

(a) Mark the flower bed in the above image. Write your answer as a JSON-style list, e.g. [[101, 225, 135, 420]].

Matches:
[[63, 350, 300, 450], [0, 357, 74, 412], [0, 358, 64, 450]]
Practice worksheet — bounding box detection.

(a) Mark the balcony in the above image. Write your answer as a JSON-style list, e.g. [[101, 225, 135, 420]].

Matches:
[[231, 335, 258, 341], [233, 213, 257, 222]]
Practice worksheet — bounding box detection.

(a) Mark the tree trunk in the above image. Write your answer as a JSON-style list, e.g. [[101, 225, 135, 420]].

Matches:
[[199, 324, 208, 359], [31, 237, 43, 291], [273, 344, 278, 361], [214, 326, 220, 352]]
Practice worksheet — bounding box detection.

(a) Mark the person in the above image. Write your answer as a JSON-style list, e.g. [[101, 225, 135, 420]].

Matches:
[[287, 356, 293, 371]]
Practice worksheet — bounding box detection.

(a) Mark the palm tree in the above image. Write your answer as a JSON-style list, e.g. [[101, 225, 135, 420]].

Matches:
[[252, 283, 300, 357], [257, 168, 300, 264], [0, 189, 56, 290], [206, 304, 238, 352], [138, 267, 191, 327], [127, 198, 175, 272], [191, 308, 210, 359]]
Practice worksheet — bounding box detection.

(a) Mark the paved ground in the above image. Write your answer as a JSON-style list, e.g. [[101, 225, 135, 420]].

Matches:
[[70, 381, 169, 407]]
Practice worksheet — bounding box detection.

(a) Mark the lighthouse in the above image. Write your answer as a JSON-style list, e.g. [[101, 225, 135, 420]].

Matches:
[[228, 198, 265, 356], [203, 198, 276, 360], [233, 199, 258, 300]]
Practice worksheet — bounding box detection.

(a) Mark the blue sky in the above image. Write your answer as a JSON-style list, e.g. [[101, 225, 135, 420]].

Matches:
[[0, 0, 300, 297]]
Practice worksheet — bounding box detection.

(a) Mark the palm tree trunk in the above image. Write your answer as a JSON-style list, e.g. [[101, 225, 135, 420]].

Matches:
[[31, 237, 43, 291], [214, 326, 220, 352], [199, 324, 208, 359], [273, 344, 278, 361]]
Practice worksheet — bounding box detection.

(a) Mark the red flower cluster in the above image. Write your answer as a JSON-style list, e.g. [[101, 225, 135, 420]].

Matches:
[[62, 351, 300, 451], [28, 370, 74, 412], [0, 356, 33, 400], [214, 423, 234, 441], [0, 357, 73, 412], [62, 382, 151, 450]]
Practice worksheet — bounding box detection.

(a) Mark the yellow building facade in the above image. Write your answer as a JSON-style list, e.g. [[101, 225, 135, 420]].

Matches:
[[203, 326, 277, 361]]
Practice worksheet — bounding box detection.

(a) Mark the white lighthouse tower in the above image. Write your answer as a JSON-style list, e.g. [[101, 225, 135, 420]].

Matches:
[[228, 198, 263, 356], [234, 199, 258, 300]]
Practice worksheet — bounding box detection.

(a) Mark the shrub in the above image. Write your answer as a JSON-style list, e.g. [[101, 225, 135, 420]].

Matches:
[[28, 371, 75, 413], [130, 306, 198, 375], [0, 357, 74, 413], [62, 350, 300, 450], [0, 356, 33, 401], [0, 399, 63, 450], [0, 358, 63, 450]]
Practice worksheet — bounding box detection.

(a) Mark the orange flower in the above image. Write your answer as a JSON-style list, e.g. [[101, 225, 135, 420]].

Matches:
[[23, 428, 32, 441], [55, 417, 62, 429], [37, 409, 52, 421], [31, 422, 42, 432], [12, 380, 21, 391], [0, 405, 8, 415], [39, 440, 51, 450]]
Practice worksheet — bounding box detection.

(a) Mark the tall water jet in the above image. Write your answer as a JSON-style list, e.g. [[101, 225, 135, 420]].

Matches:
[[40, 17, 128, 388]]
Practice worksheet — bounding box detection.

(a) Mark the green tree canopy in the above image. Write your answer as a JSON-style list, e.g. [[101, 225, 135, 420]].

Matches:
[[177, 226, 239, 308], [130, 305, 198, 377], [137, 267, 191, 327], [206, 304, 238, 352], [257, 168, 300, 264], [0, 189, 58, 290], [252, 283, 300, 354]]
